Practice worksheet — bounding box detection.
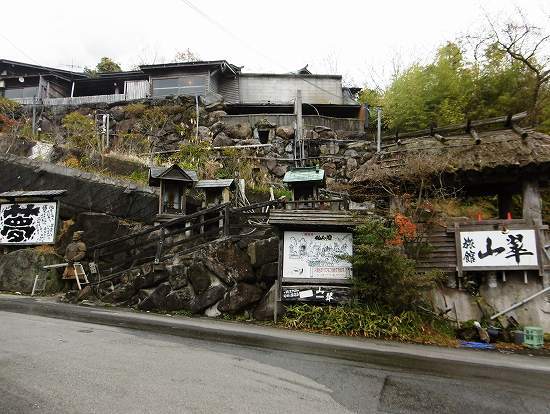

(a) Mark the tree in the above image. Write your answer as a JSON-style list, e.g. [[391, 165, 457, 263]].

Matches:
[[84, 57, 122, 76], [174, 48, 200, 63]]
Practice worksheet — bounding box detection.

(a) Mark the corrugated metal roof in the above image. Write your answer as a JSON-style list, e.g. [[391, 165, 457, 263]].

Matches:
[[0, 190, 67, 198], [195, 179, 235, 189], [283, 167, 325, 183]]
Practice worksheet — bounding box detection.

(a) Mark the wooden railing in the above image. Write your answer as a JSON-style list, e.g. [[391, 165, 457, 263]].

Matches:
[[90, 203, 230, 283], [283, 198, 348, 211]]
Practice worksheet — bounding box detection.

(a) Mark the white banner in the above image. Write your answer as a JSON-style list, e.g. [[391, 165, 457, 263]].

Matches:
[[460, 230, 538, 268], [283, 231, 353, 280], [0, 202, 58, 244]]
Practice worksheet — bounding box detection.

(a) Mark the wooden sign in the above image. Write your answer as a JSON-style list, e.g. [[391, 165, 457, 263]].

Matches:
[[459, 229, 539, 270], [281, 285, 350, 303], [0, 202, 58, 245], [282, 231, 352, 281]]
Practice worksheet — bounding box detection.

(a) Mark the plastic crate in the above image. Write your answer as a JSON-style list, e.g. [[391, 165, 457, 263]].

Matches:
[[523, 326, 544, 349]]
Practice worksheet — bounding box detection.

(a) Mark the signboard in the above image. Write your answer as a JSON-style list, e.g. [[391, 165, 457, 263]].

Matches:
[[282, 231, 353, 280], [459, 229, 539, 269], [281, 285, 350, 303], [0, 202, 58, 245]]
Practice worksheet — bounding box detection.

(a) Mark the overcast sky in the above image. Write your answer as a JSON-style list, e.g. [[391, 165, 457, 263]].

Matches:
[[1, 0, 548, 87]]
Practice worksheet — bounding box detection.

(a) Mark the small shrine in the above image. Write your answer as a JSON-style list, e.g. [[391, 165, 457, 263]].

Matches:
[[195, 179, 235, 209], [282, 166, 325, 208], [148, 165, 197, 217]]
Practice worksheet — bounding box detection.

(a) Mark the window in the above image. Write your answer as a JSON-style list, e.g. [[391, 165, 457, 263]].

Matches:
[[4, 86, 39, 99], [258, 129, 270, 144], [152, 75, 206, 97]]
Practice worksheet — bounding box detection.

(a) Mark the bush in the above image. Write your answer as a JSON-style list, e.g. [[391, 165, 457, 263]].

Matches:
[[282, 304, 454, 343], [62, 112, 98, 152], [351, 218, 443, 312]]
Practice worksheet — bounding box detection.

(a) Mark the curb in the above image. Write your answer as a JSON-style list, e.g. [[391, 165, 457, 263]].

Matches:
[[1, 295, 549, 387]]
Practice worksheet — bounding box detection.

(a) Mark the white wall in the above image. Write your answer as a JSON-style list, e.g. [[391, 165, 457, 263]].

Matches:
[[239, 75, 343, 105]]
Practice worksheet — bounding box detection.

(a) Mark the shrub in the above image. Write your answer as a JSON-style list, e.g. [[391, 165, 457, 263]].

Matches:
[[62, 112, 99, 152], [282, 304, 454, 343], [351, 218, 443, 312]]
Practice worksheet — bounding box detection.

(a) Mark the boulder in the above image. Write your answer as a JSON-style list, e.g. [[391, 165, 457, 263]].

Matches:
[[247, 237, 279, 268], [276, 126, 294, 140], [210, 242, 254, 283], [133, 267, 169, 290], [193, 284, 226, 312], [204, 302, 222, 318], [320, 142, 339, 155], [101, 283, 136, 304], [39, 118, 55, 134], [165, 286, 195, 312], [196, 126, 212, 142], [322, 162, 337, 177], [0, 248, 62, 294], [271, 165, 287, 178], [209, 121, 226, 137], [284, 143, 293, 153], [258, 262, 278, 283], [319, 130, 337, 140], [208, 110, 227, 124], [187, 262, 217, 295], [138, 282, 171, 311], [346, 157, 358, 172], [212, 132, 233, 147], [218, 283, 263, 313], [225, 123, 252, 140], [253, 284, 282, 321], [203, 93, 225, 111], [343, 149, 359, 158], [166, 264, 188, 290]]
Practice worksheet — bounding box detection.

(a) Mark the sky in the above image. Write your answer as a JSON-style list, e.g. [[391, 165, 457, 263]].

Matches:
[[1, 0, 548, 88]]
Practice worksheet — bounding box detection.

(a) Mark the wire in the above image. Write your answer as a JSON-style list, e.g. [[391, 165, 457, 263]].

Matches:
[[176, 0, 346, 101]]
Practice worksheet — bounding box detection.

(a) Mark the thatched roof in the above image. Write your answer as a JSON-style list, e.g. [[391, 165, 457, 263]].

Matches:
[[352, 126, 550, 189]]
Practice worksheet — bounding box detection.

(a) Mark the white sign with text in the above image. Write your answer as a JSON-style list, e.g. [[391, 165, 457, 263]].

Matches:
[[0, 202, 58, 245], [283, 231, 353, 280], [460, 229, 538, 268]]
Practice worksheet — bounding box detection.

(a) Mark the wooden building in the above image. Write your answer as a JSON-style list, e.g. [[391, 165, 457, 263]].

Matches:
[[148, 165, 198, 220]]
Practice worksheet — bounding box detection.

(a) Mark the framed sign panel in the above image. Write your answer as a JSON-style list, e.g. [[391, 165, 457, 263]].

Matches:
[[0, 202, 59, 245], [282, 231, 353, 281], [459, 229, 539, 270]]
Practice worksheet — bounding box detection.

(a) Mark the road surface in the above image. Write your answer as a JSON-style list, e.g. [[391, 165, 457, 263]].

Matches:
[[1, 310, 549, 413]]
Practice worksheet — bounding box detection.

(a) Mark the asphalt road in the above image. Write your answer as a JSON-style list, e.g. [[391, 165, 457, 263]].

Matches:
[[1, 311, 549, 414]]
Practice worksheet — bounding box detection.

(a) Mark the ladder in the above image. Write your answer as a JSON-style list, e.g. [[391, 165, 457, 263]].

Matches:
[[73, 262, 89, 290]]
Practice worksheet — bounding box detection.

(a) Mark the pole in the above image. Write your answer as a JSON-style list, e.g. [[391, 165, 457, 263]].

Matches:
[[195, 95, 199, 141], [295, 90, 303, 166], [376, 107, 382, 153]]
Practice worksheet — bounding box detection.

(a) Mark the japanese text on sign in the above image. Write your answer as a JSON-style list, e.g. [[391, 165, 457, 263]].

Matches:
[[0, 202, 58, 244], [460, 230, 538, 268]]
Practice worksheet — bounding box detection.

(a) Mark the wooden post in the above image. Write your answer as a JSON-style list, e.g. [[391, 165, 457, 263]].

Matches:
[[155, 227, 165, 264], [223, 204, 230, 236], [295, 90, 303, 166], [522, 180, 542, 225]]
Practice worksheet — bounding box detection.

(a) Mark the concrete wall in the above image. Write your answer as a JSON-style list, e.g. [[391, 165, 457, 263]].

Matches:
[[239, 74, 343, 105], [432, 273, 550, 331]]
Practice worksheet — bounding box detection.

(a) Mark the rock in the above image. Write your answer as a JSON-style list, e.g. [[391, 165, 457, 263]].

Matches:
[[0, 248, 62, 294], [343, 149, 358, 158], [138, 282, 171, 311], [165, 286, 195, 311], [204, 302, 222, 318], [209, 121, 225, 137], [101, 283, 136, 304], [194, 284, 226, 312], [346, 157, 358, 172], [109, 105, 126, 121], [210, 242, 254, 283], [203, 93, 225, 111], [237, 139, 261, 146], [266, 158, 278, 171], [208, 110, 227, 123], [166, 264, 188, 290], [39, 118, 55, 134], [253, 284, 282, 321], [196, 126, 212, 141], [271, 165, 288, 178], [320, 142, 340, 155], [212, 132, 233, 147], [276, 126, 294, 140], [225, 122, 252, 140], [284, 143, 293, 153], [77, 285, 93, 302], [187, 262, 216, 295], [313, 126, 332, 133], [322, 162, 337, 177], [218, 283, 263, 313], [247, 237, 279, 268], [258, 262, 278, 283], [319, 130, 337, 140], [133, 267, 169, 290]]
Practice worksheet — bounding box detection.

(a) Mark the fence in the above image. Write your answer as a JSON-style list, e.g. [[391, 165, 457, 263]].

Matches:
[[222, 114, 363, 132]]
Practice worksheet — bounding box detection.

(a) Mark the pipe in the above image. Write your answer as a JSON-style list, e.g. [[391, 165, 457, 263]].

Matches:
[[490, 285, 550, 320], [376, 107, 381, 153]]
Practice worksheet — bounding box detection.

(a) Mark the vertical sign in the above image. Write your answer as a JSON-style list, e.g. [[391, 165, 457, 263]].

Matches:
[[0, 202, 58, 245]]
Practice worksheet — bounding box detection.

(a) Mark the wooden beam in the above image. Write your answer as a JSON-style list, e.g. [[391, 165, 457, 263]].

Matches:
[[511, 123, 528, 139]]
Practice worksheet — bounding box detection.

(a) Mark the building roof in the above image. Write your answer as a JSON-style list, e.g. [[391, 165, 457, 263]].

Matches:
[[283, 167, 325, 184], [139, 60, 240, 76], [0, 189, 67, 199], [195, 179, 235, 189], [351, 121, 550, 190], [0, 59, 86, 79], [148, 165, 198, 187]]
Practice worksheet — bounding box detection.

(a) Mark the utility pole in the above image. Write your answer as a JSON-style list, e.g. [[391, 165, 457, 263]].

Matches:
[[376, 107, 382, 153], [295, 89, 303, 166]]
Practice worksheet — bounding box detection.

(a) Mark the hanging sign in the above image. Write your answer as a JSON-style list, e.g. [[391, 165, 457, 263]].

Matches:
[[0, 202, 58, 245], [459, 229, 539, 269], [282, 231, 353, 280]]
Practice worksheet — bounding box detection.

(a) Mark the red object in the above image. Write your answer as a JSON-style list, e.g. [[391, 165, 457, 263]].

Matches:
[[507, 212, 512, 220], [477, 212, 482, 222]]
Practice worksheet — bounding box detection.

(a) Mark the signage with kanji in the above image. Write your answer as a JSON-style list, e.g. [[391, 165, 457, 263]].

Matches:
[[459, 230, 539, 269], [0, 202, 58, 245]]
